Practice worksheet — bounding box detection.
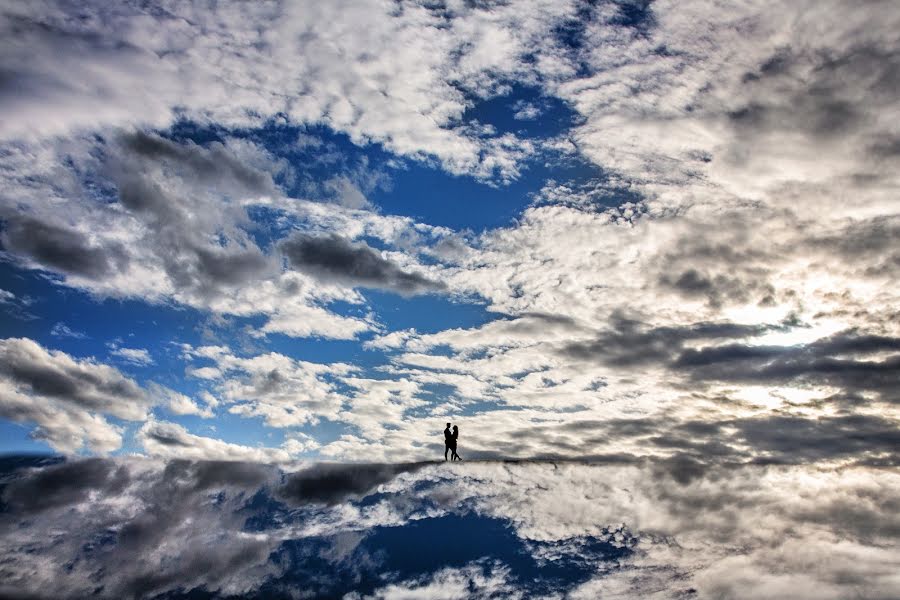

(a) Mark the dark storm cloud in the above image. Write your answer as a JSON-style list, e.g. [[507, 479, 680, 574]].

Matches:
[[867, 134, 900, 158], [654, 218, 779, 308], [650, 414, 900, 468], [734, 414, 900, 466], [499, 408, 900, 470], [498, 312, 582, 336], [734, 44, 900, 141], [276, 462, 429, 506], [658, 267, 776, 308], [108, 135, 277, 297], [115, 175, 270, 290], [115, 174, 180, 222], [0, 216, 127, 279], [0, 337, 148, 417], [519, 311, 579, 326], [193, 245, 271, 286], [141, 423, 189, 447], [673, 330, 900, 397], [1, 458, 282, 599], [805, 215, 900, 278], [649, 454, 711, 485], [1, 458, 129, 514], [163, 459, 272, 491], [560, 313, 899, 401], [119, 131, 276, 195], [560, 313, 787, 367], [281, 233, 446, 295], [727, 98, 861, 139]]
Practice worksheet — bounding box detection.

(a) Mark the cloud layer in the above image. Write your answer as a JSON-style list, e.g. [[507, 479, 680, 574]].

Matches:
[[0, 338, 151, 452], [1, 457, 898, 599], [0, 0, 897, 544]]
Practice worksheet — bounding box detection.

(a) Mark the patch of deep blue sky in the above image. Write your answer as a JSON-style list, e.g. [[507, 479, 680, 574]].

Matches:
[[258, 513, 632, 599], [233, 474, 633, 598], [1, 83, 634, 455]]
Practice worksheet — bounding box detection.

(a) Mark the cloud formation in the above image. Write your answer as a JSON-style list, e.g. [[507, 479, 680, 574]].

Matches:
[[277, 461, 428, 506], [1, 458, 898, 599], [137, 420, 300, 462], [1, 216, 128, 280], [0, 0, 576, 179], [0, 1, 897, 561], [0, 128, 448, 339], [282, 233, 446, 295], [0, 338, 151, 452]]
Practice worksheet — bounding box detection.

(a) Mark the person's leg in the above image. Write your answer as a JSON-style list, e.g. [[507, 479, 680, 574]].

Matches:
[[444, 444, 449, 461]]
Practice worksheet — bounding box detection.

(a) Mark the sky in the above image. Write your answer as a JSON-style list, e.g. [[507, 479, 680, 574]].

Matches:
[[1, 1, 899, 598], [0, 0, 898, 467], [2, 457, 899, 599]]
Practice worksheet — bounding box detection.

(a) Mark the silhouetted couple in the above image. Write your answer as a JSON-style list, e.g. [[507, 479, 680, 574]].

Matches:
[[443, 423, 461, 461]]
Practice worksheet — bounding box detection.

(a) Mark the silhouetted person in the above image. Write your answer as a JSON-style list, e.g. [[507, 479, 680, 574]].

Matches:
[[444, 422, 452, 461], [450, 425, 461, 461]]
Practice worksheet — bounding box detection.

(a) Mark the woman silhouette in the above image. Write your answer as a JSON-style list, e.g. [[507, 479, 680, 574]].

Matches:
[[450, 425, 461, 461]]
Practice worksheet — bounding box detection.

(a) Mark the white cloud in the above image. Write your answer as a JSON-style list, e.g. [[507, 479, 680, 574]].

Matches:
[[0, 337, 151, 452], [0, 0, 580, 180], [149, 383, 214, 419], [0, 3, 897, 596], [187, 366, 222, 380], [50, 322, 87, 339], [282, 432, 321, 455], [183, 344, 356, 427], [337, 377, 427, 430], [110, 347, 154, 366], [359, 563, 518, 600], [136, 420, 301, 462], [512, 101, 541, 121], [552, 0, 900, 210]]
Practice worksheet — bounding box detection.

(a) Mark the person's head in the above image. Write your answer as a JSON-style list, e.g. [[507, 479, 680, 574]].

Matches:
[[453, 425, 458, 432], [446, 422, 451, 428]]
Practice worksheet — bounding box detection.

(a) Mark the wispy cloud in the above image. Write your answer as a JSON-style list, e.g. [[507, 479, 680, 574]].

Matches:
[[50, 322, 88, 339], [110, 347, 154, 366]]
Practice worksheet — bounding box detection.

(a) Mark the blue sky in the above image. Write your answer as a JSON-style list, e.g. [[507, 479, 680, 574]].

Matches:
[[0, 0, 897, 468], [0, 104, 599, 457]]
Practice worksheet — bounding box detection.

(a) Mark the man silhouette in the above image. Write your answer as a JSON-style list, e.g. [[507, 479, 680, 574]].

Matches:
[[443, 423, 452, 461]]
